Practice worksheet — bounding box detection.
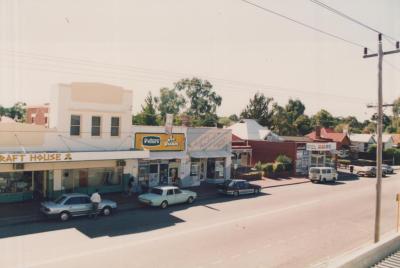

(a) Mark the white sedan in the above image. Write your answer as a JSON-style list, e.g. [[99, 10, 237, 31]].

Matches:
[[138, 186, 197, 209]]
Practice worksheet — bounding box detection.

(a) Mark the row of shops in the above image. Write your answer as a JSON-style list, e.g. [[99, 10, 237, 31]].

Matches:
[[0, 127, 232, 203]]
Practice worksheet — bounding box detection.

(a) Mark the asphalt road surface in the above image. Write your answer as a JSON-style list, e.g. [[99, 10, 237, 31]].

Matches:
[[1, 173, 400, 268]]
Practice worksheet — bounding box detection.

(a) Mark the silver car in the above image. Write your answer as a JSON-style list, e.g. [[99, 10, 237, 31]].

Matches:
[[40, 193, 117, 221]]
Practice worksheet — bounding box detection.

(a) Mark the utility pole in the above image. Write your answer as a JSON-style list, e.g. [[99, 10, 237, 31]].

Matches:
[[364, 34, 400, 243]]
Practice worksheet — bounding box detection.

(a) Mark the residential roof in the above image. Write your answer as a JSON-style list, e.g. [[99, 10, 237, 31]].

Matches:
[[349, 134, 375, 143], [228, 119, 281, 141], [382, 134, 394, 143], [307, 127, 348, 143], [392, 134, 400, 145]]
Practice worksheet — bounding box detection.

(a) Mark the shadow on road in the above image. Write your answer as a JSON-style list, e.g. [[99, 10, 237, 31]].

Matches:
[[0, 192, 269, 240], [337, 171, 360, 181]]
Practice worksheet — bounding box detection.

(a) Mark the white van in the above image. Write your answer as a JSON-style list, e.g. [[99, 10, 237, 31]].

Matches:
[[309, 167, 338, 183]]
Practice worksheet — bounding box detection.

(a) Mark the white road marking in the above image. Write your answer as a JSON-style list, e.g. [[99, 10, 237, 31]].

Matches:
[[24, 199, 321, 268]]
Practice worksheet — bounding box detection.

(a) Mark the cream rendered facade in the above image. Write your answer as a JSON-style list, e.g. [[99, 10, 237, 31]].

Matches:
[[0, 83, 148, 203]]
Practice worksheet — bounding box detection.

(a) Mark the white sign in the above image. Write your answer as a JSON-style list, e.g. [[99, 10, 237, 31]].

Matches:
[[165, 114, 173, 134], [306, 142, 336, 151], [0, 151, 149, 164]]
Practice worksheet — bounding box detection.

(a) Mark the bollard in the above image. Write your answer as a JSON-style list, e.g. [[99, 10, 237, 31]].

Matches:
[[397, 193, 400, 232]]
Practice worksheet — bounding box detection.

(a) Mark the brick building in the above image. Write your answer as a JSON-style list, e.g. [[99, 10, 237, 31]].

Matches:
[[26, 105, 49, 126]]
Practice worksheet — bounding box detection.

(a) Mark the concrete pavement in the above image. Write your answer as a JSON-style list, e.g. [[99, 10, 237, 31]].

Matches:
[[0, 173, 399, 268]]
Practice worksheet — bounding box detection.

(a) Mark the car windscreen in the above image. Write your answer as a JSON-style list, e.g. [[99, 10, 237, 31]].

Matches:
[[150, 188, 163, 195], [54, 195, 67, 204]]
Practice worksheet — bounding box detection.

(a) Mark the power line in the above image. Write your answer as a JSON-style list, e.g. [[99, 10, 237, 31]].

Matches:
[[240, 0, 369, 49], [309, 0, 399, 43]]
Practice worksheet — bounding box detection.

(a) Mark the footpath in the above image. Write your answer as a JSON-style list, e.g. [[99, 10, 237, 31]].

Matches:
[[0, 177, 309, 228]]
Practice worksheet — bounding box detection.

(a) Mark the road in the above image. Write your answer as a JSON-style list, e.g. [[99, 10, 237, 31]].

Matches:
[[1, 173, 400, 268]]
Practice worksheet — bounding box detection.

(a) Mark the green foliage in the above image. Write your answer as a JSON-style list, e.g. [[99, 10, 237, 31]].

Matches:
[[0, 102, 26, 122], [133, 92, 159, 126], [254, 161, 264, 171], [294, 114, 312, 135], [218, 117, 233, 127], [174, 77, 222, 122], [263, 163, 274, 176], [154, 87, 186, 121], [311, 109, 335, 128], [275, 155, 292, 171], [270, 103, 296, 136], [240, 93, 274, 128], [273, 162, 285, 173], [228, 114, 239, 122]]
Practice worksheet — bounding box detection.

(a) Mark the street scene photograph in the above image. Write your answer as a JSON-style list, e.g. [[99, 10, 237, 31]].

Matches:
[[1, 0, 400, 267]]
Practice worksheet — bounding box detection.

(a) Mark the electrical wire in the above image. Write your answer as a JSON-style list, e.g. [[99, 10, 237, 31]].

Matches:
[[240, 0, 368, 49], [309, 0, 399, 43]]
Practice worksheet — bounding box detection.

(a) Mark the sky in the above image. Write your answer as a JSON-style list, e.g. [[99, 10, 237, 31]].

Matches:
[[0, 0, 399, 120]]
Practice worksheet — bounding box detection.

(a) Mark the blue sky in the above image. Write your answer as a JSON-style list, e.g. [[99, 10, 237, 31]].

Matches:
[[0, 0, 399, 120]]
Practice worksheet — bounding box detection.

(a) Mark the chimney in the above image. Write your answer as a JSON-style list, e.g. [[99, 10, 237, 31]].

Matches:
[[316, 126, 321, 139]]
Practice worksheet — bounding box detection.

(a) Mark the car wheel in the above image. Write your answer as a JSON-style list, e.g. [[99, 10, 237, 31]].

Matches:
[[233, 191, 239, 197], [102, 206, 112, 216], [60, 211, 70, 222], [160, 201, 168, 209], [187, 196, 194, 204]]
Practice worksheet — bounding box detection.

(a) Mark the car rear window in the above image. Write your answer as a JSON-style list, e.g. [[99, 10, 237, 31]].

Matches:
[[150, 188, 163, 195]]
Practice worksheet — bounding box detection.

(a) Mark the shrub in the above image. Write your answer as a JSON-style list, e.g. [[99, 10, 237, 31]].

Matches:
[[254, 161, 264, 171], [275, 155, 292, 171], [273, 162, 285, 173], [263, 163, 274, 176]]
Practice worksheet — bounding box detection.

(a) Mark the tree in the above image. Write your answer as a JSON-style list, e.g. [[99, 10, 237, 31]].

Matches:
[[218, 117, 233, 127], [228, 114, 239, 122], [371, 113, 391, 130], [240, 93, 274, 128], [1, 102, 27, 122], [285, 99, 305, 123], [393, 97, 400, 117], [133, 92, 159, 126], [174, 78, 222, 124], [311, 109, 335, 128], [270, 104, 295, 135], [294, 114, 312, 135], [363, 122, 376, 134], [154, 87, 186, 121]]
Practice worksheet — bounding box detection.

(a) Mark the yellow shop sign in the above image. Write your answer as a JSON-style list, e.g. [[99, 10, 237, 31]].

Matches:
[[0, 153, 73, 164], [135, 133, 185, 151]]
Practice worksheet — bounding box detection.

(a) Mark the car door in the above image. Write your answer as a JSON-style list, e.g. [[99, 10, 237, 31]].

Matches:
[[174, 188, 186, 204], [166, 189, 176, 204], [80, 196, 93, 214], [236, 181, 246, 195], [64, 197, 88, 216], [243, 182, 253, 194]]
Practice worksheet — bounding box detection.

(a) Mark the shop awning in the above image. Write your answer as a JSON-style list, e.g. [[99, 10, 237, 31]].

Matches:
[[189, 150, 231, 159], [147, 151, 187, 160]]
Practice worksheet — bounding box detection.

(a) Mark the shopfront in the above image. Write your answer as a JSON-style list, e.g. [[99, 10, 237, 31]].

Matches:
[[134, 132, 186, 189], [187, 128, 232, 184], [0, 150, 148, 203], [306, 142, 337, 168]]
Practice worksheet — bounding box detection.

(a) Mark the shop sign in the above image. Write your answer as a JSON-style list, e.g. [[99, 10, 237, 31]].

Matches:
[[135, 133, 185, 151], [0, 152, 73, 164], [306, 142, 336, 151]]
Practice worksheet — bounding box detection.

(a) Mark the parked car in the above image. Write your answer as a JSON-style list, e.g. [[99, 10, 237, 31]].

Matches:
[[309, 167, 338, 183], [382, 164, 394, 174], [138, 186, 197, 209], [354, 166, 387, 177], [40, 193, 117, 221], [354, 166, 376, 177], [217, 179, 261, 196]]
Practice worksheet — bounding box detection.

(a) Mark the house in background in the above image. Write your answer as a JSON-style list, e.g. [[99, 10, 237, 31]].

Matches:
[[349, 134, 376, 153], [392, 134, 400, 148], [228, 119, 281, 141], [382, 134, 395, 150], [26, 104, 49, 127], [307, 126, 351, 151]]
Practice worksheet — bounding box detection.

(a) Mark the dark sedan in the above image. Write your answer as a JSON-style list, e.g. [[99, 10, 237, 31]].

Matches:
[[217, 179, 261, 197]]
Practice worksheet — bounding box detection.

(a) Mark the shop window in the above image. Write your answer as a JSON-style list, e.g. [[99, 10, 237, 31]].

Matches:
[[91, 116, 101, 136], [111, 117, 120, 136], [0, 172, 33, 194], [88, 168, 122, 187], [70, 115, 81, 136]]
